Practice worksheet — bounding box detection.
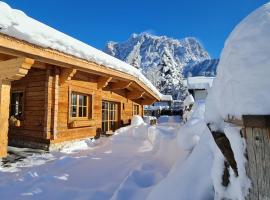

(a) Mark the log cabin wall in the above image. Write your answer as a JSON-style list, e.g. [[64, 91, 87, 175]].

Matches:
[[0, 35, 157, 156], [53, 70, 142, 144], [9, 67, 50, 148], [8, 67, 143, 149]]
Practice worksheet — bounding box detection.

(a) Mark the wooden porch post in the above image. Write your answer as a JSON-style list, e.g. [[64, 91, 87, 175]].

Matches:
[[52, 68, 60, 140], [0, 80, 11, 158], [0, 57, 34, 158], [242, 115, 270, 200]]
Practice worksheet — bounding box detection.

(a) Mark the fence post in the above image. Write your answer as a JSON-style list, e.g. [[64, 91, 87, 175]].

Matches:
[[242, 115, 270, 200]]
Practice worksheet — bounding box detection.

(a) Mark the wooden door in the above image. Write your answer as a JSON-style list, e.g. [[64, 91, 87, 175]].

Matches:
[[102, 101, 119, 133]]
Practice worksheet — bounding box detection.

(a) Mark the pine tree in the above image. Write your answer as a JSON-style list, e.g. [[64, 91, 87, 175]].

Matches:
[[157, 49, 188, 100]]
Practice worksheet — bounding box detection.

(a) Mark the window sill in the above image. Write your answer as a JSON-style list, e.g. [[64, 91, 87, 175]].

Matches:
[[69, 119, 95, 128]]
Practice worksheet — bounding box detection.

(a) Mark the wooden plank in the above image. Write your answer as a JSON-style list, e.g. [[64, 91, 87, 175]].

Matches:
[[140, 98, 156, 105], [52, 69, 59, 139], [243, 115, 270, 128], [59, 68, 77, 85], [126, 91, 145, 100], [0, 80, 10, 157], [0, 57, 34, 80], [110, 81, 132, 90], [245, 127, 270, 200], [97, 76, 112, 89]]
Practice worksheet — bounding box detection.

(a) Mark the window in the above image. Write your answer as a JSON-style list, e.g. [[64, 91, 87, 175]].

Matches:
[[102, 101, 119, 133], [10, 91, 24, 119], [133, 104, 140, 115], [70, 92, 90, 119]]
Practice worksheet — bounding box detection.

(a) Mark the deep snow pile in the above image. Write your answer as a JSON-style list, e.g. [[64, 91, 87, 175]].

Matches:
[[205, 2, 270, 121], [0, 116, 184, 200], [205, 2, 270, 199], [0, 2, 162, 98], [147, 101, 215, 200]]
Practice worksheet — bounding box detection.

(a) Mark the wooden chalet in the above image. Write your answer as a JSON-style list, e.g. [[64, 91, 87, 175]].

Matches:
[[0, 33, 160, 158]]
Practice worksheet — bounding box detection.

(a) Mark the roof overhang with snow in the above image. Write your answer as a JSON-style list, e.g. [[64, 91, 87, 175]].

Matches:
[[185, 76, 215, 90], [160, 94, 173, 102], [0, 34, 160, 102]]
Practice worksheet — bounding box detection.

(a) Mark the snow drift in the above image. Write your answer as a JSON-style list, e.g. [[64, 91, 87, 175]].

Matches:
[[205, 2, 270, 199]]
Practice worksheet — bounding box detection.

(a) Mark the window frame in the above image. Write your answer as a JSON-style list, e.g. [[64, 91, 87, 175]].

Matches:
[[10, 90, 25, 120], [69, 91, 92, 121], [133, 104, 140, 116], [102, 100, 119, 133]]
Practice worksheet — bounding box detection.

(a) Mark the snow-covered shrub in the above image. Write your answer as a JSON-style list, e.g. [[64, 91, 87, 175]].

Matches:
[[131, 115, 146, 126]]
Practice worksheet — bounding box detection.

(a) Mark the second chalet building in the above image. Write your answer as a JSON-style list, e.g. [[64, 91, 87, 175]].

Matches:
[[0, 3, 161, 157]]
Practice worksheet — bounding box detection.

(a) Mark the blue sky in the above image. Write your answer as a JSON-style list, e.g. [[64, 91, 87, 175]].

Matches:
[[3, 0, 269, 58]]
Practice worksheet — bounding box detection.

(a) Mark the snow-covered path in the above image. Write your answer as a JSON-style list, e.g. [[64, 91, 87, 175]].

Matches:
[[0, 116, 183, 200]]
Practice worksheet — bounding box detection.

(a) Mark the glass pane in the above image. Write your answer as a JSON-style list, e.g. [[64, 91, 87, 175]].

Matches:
[[79, 107, 83, 117], [18, 105, 23, 117], [102, 122, 108, 132], [102, 110, 105, 121], [79, 95, 83, 106], [72, 93, 77, 105], [83, 96, 87, 106], [83, 107, 87, 117], [10, 92, 24, 117], [105, 109, 108, 120], [110, 121, 116, 131], [110, 110, 113, 121], [102, 122, 105, 132], [72, 106, 77, 117]]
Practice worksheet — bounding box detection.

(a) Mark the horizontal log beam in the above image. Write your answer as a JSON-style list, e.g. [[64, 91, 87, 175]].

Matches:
[[0, 57, 34, 80], [127, 91, 145, 100], [243, 115, 270, 128], [59, 68, 77, 85], [110, 81, 132, 90], [141, 99, 156, 105], [97, 76, 112, 89]]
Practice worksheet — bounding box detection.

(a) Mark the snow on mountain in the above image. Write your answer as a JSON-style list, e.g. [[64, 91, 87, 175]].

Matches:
[[183, 59, 219, 77], [104, 33, 212, 99]]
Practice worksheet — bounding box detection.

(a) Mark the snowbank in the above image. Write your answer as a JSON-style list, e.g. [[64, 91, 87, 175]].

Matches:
[[0, 116, 183, 200], [204, 3, 270, 199], [205, 2, 270, 120], [131, 115, 146, 126], [183, 94, 194, 108], [0, 2, 162, 99], [147, 101, 215, 200]]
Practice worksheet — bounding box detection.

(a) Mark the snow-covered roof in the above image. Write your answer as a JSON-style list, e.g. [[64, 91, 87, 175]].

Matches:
[[160, 95, 173, 101], [185, 76, 215, 90], [0, 2, 161, 99]]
